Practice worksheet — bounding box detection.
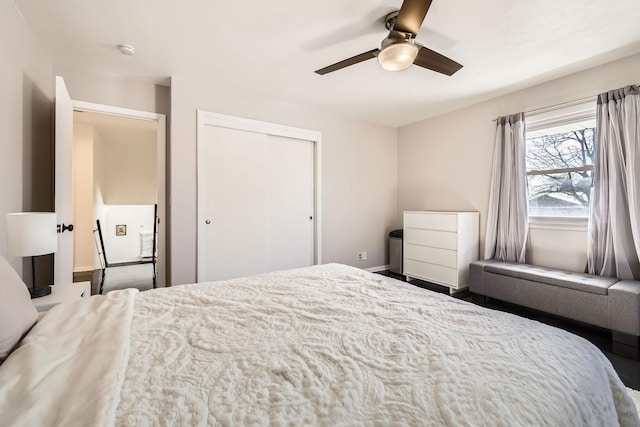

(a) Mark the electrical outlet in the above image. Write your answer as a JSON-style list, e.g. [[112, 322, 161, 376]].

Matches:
[[358, 251, 367, 261]]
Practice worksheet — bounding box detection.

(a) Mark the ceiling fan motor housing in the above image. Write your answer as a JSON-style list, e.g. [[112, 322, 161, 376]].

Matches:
[[384, 11, 400, 31]]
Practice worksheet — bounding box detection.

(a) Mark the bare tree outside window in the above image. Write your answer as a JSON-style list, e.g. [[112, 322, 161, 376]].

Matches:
[[526, 121, 596, 217]]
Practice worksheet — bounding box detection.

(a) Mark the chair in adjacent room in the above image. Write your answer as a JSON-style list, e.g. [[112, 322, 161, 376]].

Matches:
[[94, 205, 157, 294]]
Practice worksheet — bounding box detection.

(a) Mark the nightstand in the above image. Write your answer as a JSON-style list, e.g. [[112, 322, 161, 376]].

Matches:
[[32, 282, 91, 313]]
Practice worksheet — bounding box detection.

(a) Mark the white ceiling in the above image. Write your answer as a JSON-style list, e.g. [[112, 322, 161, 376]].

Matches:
[[14, 0, 640, 127]]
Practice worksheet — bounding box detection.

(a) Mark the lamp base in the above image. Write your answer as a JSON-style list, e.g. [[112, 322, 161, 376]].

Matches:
[[30, 286, 52, 299]]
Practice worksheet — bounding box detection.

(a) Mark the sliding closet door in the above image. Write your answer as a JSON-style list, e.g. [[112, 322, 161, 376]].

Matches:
[[197, 124, 314, 282], [198, 126, 269, 281], [266, 134, 314, 271]]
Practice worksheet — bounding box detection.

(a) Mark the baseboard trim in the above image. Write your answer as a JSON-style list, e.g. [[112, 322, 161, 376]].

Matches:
[[365, 265, 390, 273], [73, 266, 95, 273]]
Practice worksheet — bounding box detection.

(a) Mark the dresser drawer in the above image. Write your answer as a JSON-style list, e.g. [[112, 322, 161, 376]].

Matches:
[[404, 259, 459, 287], [404, 228, 457, 251], [404, 244, 457, 268], [404, 212, 457, 232]]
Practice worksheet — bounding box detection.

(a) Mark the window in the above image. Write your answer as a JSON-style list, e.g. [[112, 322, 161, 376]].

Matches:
[[525, 101, 596, 218]]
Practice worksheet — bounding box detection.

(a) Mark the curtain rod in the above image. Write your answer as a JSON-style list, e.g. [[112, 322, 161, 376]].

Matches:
[[491, 95, 595, 123], [491, 83, 640, 122], [524, 94, 596, 116]]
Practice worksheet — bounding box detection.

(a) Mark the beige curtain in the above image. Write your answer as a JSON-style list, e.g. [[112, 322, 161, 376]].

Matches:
[[587, 85, 640, 280], [484, 112, 529, 263]]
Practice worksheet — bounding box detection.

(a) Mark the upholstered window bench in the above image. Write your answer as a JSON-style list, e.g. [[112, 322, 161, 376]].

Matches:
[[469, 260, 640, 356]]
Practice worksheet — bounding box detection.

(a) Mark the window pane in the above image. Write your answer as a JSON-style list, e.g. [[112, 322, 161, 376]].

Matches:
[[527, 171, 592, 217], [526, 122, 596, 172]]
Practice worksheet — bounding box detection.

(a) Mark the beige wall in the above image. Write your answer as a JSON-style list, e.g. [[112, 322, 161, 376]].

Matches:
[[398, 53, 640, 272], [93, 130, 106, 269], [97, 130, 157, 205], [171, 76, 398, 285], [0, 0, 53, 282], [72, 122, 95, 272]]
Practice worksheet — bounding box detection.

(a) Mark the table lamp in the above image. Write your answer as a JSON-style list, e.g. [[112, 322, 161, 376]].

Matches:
[[7, 212, 57, 298]]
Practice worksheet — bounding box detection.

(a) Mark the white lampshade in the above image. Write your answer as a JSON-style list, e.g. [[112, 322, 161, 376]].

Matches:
[[7, 213, 57, 257]]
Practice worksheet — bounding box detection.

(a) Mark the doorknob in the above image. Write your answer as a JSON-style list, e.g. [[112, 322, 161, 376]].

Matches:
[[205, 219, 211, 225], [309, 216, 313, 220], [57, 223, 74, 233]]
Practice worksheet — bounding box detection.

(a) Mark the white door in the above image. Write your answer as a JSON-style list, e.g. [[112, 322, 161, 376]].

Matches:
[[54, 81, 167, 286], [54, 76, 74, 284], [265, 134, 314, 271], [197, 125, 315, 282]]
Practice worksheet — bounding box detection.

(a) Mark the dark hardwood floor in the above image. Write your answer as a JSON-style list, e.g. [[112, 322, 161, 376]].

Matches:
[[376, 270, 640, 390]]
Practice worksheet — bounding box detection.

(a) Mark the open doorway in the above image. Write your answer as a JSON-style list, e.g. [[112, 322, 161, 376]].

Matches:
[[71, 110, 164, 293]]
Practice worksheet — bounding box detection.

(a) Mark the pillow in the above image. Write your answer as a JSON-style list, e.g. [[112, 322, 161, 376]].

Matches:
[[0, 255, 38, 362]]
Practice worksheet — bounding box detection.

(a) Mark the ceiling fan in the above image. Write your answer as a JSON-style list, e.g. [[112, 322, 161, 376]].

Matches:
[[315, 0, 462, 76]]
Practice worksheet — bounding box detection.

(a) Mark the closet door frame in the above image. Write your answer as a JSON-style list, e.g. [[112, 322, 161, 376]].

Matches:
[[196, 110, 322, 281]]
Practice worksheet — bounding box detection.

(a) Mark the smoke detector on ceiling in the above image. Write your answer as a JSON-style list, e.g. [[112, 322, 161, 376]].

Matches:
[[118, 44, 135, 56]]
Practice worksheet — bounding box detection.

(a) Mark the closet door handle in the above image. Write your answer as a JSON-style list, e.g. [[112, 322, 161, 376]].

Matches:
[[205, 219, 211, 225]]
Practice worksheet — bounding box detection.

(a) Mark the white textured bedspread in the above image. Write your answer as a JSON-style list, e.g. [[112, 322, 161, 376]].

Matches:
[[1, 264, 638, 426], [114, 264, 637, 426]]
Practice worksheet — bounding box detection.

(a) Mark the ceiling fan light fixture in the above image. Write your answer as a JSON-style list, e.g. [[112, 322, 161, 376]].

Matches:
[[377, 39, 418, 71], [314, 0, 462, 76]]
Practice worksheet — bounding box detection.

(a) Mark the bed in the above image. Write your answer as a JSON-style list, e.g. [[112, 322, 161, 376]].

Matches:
[[0, 263, 638, 426]]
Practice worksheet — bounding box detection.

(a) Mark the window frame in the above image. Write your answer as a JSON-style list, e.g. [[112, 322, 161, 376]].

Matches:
[[524, 98, 596, 229]]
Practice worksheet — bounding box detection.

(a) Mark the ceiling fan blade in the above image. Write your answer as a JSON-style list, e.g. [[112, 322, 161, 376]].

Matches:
[[393, 0, 433, 36], [315, 49, 379, 75], [413, 45, 462, 76]]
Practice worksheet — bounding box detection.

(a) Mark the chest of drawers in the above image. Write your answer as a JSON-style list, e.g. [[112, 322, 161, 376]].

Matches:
[[403, 211, 479, 294]]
